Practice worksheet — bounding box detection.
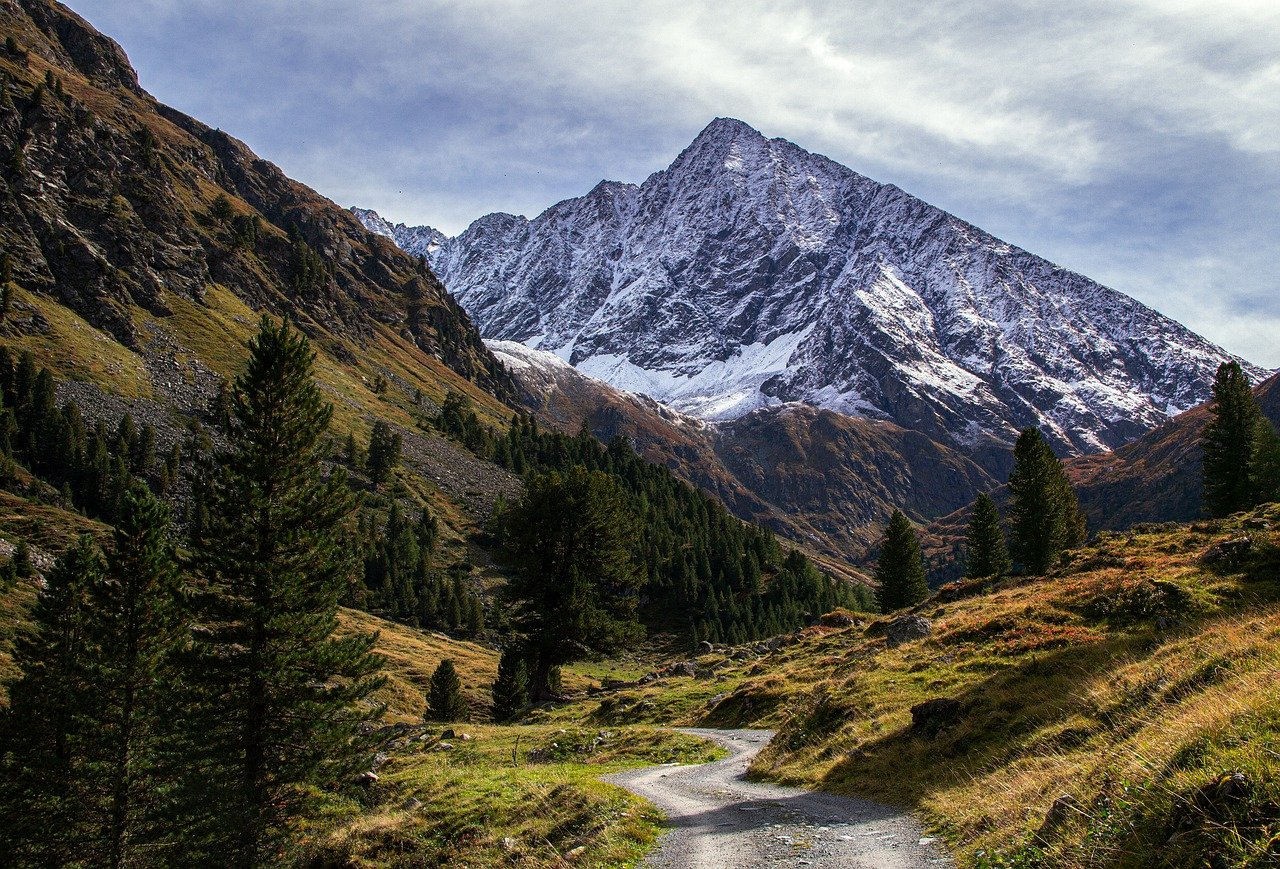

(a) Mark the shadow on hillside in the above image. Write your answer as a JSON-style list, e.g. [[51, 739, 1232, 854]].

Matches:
[[813, 636, 1144, 809]]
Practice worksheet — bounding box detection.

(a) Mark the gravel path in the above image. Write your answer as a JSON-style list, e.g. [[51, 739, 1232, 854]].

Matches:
[[606, 728, 952, 868]]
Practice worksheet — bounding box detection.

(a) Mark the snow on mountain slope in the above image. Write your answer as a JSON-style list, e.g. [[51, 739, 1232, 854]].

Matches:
[[355, 118, 1262, 459], [350, 207, 447, 259]]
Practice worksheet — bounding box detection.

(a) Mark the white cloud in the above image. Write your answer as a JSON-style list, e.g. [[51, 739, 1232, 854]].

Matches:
[[65, 0, 1280, 366]]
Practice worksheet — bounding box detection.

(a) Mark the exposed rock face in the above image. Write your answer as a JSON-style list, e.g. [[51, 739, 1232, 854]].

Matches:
[[358, 117, 1260, 460], [0, 0, 509, 395]]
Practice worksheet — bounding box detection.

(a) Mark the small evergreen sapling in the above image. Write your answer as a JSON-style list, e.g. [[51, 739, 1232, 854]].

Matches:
[[428, 659, 469, 722]]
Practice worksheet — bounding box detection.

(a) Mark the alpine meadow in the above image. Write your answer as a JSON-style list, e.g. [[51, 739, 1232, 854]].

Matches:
[[1, 2, 1277, 867]]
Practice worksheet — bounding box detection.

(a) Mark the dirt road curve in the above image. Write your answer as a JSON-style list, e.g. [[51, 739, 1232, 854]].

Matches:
[[606, 728, 953, 868]]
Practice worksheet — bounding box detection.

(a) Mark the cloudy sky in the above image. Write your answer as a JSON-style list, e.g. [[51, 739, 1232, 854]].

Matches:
[[69, 0, 1280, 367]]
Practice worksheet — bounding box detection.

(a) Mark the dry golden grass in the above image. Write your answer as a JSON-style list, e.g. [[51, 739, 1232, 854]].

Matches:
[[570, 507, 1280, 866], [336, 607, 501, 722]]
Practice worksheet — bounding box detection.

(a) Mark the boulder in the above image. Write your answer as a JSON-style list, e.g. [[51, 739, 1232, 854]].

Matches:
[[909, 697, 961, 737], [671, 661, 697, 677], [1201, 536, 1252, 569], [818, 611, 856, 628], [886, 614, 933, 648], [435, 742, 454, 751], [700, 640, 714, 654], [440, 728, 456, 739], [401, 797, 422, 811], [354, 771, 379, 786]]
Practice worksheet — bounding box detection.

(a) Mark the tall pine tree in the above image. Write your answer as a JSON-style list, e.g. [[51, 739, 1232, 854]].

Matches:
[[89, 483, 187, 868], [180, 317, 384, 866], [1249, 417, 1280, 506], [1008, 427, 1085, 575], [1202, 361, 1262, 517], [0, 537, 102, 867], [501, 467, 644, 699], [874, 510, 928, 613], [965, 492, 1011, 579]]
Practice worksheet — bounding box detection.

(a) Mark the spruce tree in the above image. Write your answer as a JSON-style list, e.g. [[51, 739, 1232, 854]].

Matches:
[[427, 659, 469, 722], [965, 492, 1011, 579], [490, 648, 529, 722], [1202, 361, 1261, 517], [180, 317, 384, 866], [501, 467, 644, 698], [1249, 417, 1280, 505], [0, 537, 102, 866], [873, 509, 928, 613], [89, 483, 187, 869], [365, 419, 401, 488], [1008, 427, 1086, 575]]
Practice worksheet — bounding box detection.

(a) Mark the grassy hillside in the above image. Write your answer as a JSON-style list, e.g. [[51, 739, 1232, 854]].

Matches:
[[565, 507, 1280, 866]]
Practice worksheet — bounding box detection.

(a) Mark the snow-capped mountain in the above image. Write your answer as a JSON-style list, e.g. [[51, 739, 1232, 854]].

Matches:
[[349, 207, 447, 259], [355, 118, 1261, 458]]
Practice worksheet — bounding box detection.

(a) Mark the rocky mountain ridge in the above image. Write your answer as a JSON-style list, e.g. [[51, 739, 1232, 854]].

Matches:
[[0, 0, 508, 396], [357, 118, 1261, 467]]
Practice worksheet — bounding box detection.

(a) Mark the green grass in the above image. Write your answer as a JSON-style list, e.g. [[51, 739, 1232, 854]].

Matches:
[[292, 724, 724, 867], [547, 506, 1280, 867]]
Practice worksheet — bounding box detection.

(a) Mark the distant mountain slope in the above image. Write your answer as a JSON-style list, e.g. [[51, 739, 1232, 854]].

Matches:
[[357, 118, 1259, 464], [491, 340, 996, 556], [1070, 371, 1280, 530]]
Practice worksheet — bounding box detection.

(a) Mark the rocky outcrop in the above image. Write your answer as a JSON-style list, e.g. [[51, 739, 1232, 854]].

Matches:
[[885, 614, 933, 648], [0, 0, 511, 396], [363, 117, 1260, 463]]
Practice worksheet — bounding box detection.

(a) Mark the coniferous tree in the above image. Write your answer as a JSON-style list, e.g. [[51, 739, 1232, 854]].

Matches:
[[365, 419, 401, 487], [1202, 362, 1262, 517], [501, 467, 644, 698], [490, 648, 529, 722], [179, 317, 384, 866], [0, 537, 102, 866], [12, 537, 31, 578], [1008, 427, 1086, 575], [427, 659, 469, 722], [88, 483, 187, 868], [965, 492, 1011, 579], [873, 509, 928, 613], [1250, 417, 1280, 506]]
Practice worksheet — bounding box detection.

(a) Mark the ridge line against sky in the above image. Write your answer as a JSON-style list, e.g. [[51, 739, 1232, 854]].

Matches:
[[66, 0, 1280, 368]]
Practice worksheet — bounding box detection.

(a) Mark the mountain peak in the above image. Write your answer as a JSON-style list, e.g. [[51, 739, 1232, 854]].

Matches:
[[365, 123, 1261, 463]]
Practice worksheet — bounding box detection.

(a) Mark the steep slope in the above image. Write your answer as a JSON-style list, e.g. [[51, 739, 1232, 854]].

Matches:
[[492, 340, 995, 557], [1070, 371, 1280, 530], [358, 118, 1259, 463], [0, 0, 509, 398]]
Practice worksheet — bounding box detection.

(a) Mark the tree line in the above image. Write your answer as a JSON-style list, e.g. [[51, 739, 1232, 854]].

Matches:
[[0, 319, 383, 867], [437, 393, 867, 654]]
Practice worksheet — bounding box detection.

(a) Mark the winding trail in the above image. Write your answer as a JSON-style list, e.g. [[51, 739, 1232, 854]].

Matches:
[[606, 728, 952, 868]]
